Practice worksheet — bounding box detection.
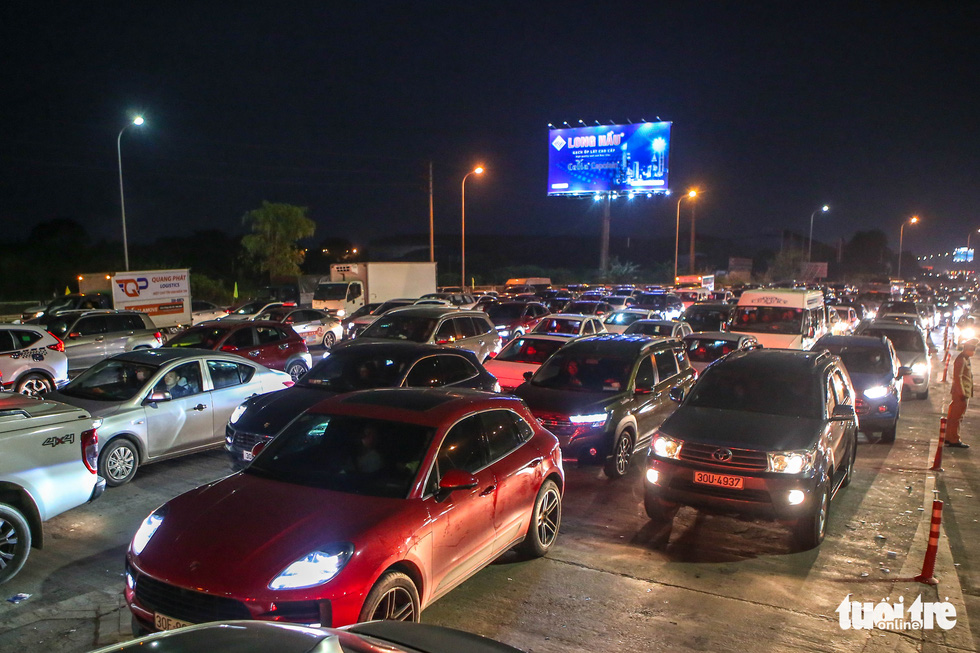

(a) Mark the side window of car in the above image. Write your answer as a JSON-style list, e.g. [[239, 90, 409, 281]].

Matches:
[[434, 319, 457, 343], [482, 410, 528, 462], [155, 361, 204, 397], [256, 326, 283, 345], [428, 415, 488, 494], [105, 314, 134, 333], [582, 320, 594, 334], [405, 356, 442, 387], [654, 350, 679, 383], [128, 314, 148, 331], [831, 369, 852, 406], [674, 348, 691, 370], [0, 331, 15, 352], [208, 360, 250, 389], [455, 317, 479, 339], [635, 356, 656, 387], [75, 316, 107, 336], [439, 354, 478, 384], [11, 330, 42, 349], [225, 328, 254, 348]]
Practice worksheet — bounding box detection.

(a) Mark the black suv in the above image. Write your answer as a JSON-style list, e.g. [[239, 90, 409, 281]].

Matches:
[[644, 348, 858, 550], [514, 334, 696, 478]]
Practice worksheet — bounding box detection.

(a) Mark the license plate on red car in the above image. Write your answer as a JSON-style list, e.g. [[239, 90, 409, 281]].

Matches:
[[694, 471, 744, 489], [154, 612, 193, 631]]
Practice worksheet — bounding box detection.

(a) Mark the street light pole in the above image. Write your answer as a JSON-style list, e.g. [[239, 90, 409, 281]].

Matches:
[[461, 166, 484, 290], [967, 228, 980, 252], [674, 190, 697, 283], [897, 215, 919, 279], [807, 205, 830, 263], [117, 116, 145, 271]]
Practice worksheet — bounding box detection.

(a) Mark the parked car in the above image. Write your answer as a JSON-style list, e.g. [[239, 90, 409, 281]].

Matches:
[[225, 342, 500, 467], [830, 305, 860, 334], [563, 300, 614, 317], [854, 320, 932, 399], [0, 394, 104, 583], [221, 300, 284, 320], [345, 298, 416, 339], [484, 301, 550, 343], [256, 306, 343, 349], [484, 333, 569, 393], [418, 292, 479, 309], [815, 334, 905, 441], [164, 320, 313, 381], [0, 324, 69, 395], [624, 319, 693, 339], [644, 348, 858, 550], [20, 292, 113, 325], [681, 332, 760, 373], [126, 388, 563, 631], [45, 310, 163, 374], [603, 309, 664, 334], [336, 306, 501, 361], [531, 314, 607, 338], [680, 302, 734, 333], [49, 349, 293, 486], [190, 300, 226, 325], [514, 334, 696, 478], [633, 292, 685, 320]]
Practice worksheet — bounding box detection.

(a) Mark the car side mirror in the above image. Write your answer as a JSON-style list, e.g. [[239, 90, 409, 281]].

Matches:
[[668, 386, 686, 403], [898, 366, 911, 378], [523, 370, 534, 382], [439, 469, 479, 492], [146, 391, 172, 404], [831, 404, 856, 420]]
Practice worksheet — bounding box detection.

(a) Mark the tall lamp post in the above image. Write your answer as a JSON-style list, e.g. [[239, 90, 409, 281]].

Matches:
[[461, 166, 484, 290], [674, 190, 697, 283], [117, 116, 145, 271], [896, 215, 919, 279], [807, 205, 830, 263], [967, 228, 980, 252]]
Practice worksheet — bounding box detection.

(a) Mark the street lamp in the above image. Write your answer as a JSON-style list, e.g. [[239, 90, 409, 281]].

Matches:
[[461, 166, 484, 290], [897, 215, 919, 280], [807, 205, 830, 263], [117, 115, 145, 271], [674, 190, 697, 283]]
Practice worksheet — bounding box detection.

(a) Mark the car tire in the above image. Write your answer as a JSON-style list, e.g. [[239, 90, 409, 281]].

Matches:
[[517, 479, 562, 558], [0, 503, 32, 584], [604, 429, 635, 479], [15, 373, 52, 396], [880, 423, 897, 443], [285, 361, 308, 382], [358, 571, 421, 623], [644, 494, 679, 524], [99, 438, 140, 487], [792, 483, 830, 551], [322, 332, 336, 349]]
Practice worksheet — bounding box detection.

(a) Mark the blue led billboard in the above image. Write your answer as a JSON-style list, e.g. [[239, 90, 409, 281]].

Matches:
[[547, 122, 671, 196], [954, 247, 974, 263]]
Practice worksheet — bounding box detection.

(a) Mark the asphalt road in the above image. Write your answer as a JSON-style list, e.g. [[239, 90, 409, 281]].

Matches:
[[1, 339, 978, 652]]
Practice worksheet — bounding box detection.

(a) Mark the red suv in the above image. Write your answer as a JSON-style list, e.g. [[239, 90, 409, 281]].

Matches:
[[164, 320, 313, 380]]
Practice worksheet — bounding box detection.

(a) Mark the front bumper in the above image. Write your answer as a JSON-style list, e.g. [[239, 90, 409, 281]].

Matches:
[[536, 419, 610, 462]]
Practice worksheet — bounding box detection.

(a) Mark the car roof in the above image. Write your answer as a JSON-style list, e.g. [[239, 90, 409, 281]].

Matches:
[[865, 320, 920, 331], [716, 348, 836, 375], [308, 387, 523, 426], [561, 333, 672, 355], [504, 333, 572, 344], [631, 319, 681, 326], [546, 313, 593, 320], [816, 335, 890, 349], [683, 331, 750, 343], [326, 341, 480, 359], [112, 348, 241, 365], [384, 306, 485, 318]]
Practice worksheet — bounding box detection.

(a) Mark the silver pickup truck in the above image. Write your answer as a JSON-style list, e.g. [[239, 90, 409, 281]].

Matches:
[[0, 395, 106, 583]]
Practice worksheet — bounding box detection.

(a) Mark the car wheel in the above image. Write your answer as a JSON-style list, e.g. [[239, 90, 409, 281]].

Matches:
[[880, 423, 897, 443], [644, 494, 679, 524], [322, 332, 336, 349], [16, 373, 52, 396], [0, 503, 32, 584], [517, 479, 562, 558], [603, 429, 635, 479], [793, 484, 830, 551], [99, 438, 139, 487], [358, 571, 421, 623], [286, 361, 308, 382]]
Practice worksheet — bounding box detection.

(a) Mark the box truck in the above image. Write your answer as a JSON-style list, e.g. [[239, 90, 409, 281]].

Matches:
[[312, 262, 437, 317]]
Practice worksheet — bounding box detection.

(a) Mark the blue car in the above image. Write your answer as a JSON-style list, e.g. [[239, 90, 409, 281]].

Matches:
[[814, 335, 906, 442]]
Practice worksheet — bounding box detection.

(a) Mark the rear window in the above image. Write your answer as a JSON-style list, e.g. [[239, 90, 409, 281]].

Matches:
[[361, 315, 437, 343], [685, 338, 738, 363], [861, 328, 924, 352]]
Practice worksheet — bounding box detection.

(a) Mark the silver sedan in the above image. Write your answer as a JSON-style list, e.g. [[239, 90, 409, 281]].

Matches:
[[48, 348, 292, 486]]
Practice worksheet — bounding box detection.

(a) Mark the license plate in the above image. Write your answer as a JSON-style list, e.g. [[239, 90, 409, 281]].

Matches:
[[693, 471, 744, 489], [243, 450, 253, 462], [154, 612, 193, 631]]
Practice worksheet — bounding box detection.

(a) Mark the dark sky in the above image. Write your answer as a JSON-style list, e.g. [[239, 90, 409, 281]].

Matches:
[[4, 1, 979, 261]]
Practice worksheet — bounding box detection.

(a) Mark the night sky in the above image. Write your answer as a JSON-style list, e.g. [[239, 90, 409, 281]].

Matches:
[[4, 2, 979, 261]]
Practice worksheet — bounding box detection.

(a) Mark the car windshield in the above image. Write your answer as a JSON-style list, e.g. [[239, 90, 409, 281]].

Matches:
[[485, 304, 526, 321], [683, 308, 728, 331], [361, 314, 437, 342], [861, 328, 924, 352], [348, 303, 381, 320], [534, 318, 582, 334], [375, 300, 412, 314], [301, 352, 409, 390], [165, 327, 229, 349], [495, 337, 564, 364], [229, 301, 267, 316], [46, 296, 77, 313], [59, 359, 159, 402], [246, 414, 435, 498], [731, 307, 804, 334], [604, 312, 645, 326], [826, 346, 892, 375], [685, 338, 738, 363], [532, 351, 633, 392], [686, 364, 821, 418], [313, 283, 348, 301]]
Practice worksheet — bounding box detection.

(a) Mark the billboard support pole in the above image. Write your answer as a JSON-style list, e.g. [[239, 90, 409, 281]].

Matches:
[[689, 200, 697, 274], [428, 161, 434, 263], [600, 195, 611, 274]]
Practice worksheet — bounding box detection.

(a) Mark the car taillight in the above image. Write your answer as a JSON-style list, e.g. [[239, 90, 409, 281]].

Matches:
[[282, 380, 295, 388], [47, 332, 65, 352], [81, 428, 98, 474], [154, 331, 163, 343]]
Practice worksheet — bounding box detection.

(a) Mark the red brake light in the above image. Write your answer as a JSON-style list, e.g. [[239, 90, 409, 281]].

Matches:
[[81, 428, 98, 474], [47, 332, 65, 352], [282, 380, 295, 388], [283, 302, 297, 307], [154, 332, 163, 343]]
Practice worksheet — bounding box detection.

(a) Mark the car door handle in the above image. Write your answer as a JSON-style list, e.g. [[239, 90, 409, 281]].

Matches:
[[480, 485, 496, 496], [191, 404, 207, 411], [278, 344, 289, 350], [524, 457, 544, 469]]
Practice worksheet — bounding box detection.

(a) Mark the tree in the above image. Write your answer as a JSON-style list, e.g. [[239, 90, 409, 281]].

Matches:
[[241, 202, 316, 280]]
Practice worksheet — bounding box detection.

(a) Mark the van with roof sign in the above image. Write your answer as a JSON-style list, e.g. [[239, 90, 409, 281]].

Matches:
[[728, 288, 827, 350]]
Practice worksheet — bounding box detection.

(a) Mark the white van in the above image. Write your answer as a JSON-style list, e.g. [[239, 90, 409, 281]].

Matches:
[[728, 288, 827, 349]]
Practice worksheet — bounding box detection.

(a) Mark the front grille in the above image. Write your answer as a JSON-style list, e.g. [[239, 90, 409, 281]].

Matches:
[[535, 414, 575, 436], [678, 443, 768, 472], [669, 477, 771, 503], [134, 574, 251, 623], [230, 428, 268, 451]]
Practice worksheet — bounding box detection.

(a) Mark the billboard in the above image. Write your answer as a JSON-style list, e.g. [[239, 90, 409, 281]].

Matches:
[[953, 247, 974, 263], [548, 122, 671, 196]]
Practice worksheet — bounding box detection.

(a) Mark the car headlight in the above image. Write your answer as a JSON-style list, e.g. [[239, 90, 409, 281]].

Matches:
[[911, 362, 928, 376], [863, 385, 889, 399], [569, 412, 608, 426], [132, 506, 167, 556], [651, 433, 683, 459], [269, 543, 354, 590], [229, 401, 250, 425], [767, 449, 814, 474], [961, 327, 975, 340]]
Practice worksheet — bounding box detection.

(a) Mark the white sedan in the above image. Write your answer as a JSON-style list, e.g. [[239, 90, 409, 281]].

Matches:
[[530, 313, 607, 338], [602, 308, 663, 334]]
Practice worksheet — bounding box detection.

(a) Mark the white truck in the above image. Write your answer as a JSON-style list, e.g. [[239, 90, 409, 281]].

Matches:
[[0, 395, 105, 583], [312, 262, 437, 318], [77, 269, 193, 329]]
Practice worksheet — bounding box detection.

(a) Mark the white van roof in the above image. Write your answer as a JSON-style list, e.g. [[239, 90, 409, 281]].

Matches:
[[737, 288, 824, 310]]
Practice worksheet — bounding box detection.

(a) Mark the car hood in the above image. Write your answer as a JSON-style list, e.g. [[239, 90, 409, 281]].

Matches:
[[135, 473, 411, 593], [513, 384, 624, 416], [661, 406, 823, 451], [234, 386, 337, 436], [46, 391, 130, 418]]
